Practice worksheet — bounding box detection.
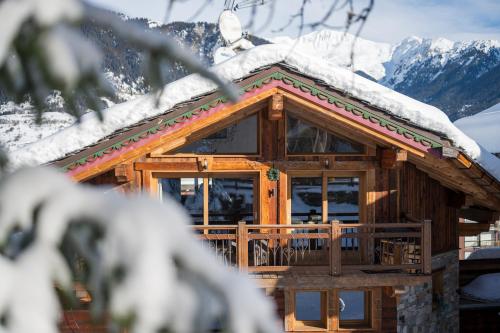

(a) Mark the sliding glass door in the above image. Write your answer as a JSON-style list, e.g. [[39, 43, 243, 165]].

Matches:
[[159, 174, 257, 226]]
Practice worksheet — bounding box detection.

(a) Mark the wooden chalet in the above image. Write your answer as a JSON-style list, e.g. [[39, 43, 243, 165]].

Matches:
[[32, 57, 500, 332]]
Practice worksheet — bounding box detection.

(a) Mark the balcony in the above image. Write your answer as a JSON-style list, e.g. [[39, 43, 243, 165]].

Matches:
[[192, 220, 432, 276]]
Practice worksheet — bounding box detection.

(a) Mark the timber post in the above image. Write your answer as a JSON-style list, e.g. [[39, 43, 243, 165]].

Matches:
[[422, 219, 432, 274], [237, 221, 248, 271], [331, 220, 342, 276]]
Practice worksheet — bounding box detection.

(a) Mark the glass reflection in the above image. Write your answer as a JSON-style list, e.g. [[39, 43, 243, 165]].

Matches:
[[287, 115, 364, 154], [291, 177, 322, 224], [339, 290, 366, 321], [176, 115, 258, 154], [328, 177, 360, 249], [295, 291, 322, 321], [208, 178, 254, 225], [160, 178, 204, 225]]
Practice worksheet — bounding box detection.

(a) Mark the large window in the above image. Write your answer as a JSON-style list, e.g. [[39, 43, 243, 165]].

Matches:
[[159, 175, 255, 225], [294, 291, 327, 329], [174, 114, 258, 154], [290, 174, 361, 225], [339, 290, 371, 328], [291, 177, 322, 224], [159, 177, 204, 225], [208, 177, 254, 225], [328, 177, 360, 250], [287, 115, 364, 154]]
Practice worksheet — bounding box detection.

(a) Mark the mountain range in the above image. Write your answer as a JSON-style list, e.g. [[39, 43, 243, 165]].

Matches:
[[0, 13, 499, 152]]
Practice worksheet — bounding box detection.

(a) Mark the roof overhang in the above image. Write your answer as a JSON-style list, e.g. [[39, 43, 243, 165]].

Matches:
[[48, 65, 500, 209]]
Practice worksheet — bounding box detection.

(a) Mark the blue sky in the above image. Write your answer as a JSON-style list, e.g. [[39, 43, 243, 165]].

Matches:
[[86, 0, 500, 43]]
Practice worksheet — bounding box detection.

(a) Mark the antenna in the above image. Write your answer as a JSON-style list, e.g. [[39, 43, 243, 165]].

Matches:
[[225, 0, 269, 11], [218, 10, 243, 46], [234, 0, 269, 10]]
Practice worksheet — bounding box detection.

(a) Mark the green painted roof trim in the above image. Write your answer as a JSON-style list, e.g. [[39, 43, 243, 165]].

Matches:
[[61, 70, 443, 172]]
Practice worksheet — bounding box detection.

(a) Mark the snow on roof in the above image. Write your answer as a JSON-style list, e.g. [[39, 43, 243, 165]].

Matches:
[[8, 43, 500, 181], [466, 247, 500, 260], [462, 273, 500, 302], [454, 103, 500, 154]]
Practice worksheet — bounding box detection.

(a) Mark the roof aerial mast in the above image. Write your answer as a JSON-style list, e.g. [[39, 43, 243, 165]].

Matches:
[[215, 0, 268, 63]]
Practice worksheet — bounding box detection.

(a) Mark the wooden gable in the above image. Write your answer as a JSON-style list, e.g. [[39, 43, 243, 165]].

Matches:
[[51, 65, 500, 210]]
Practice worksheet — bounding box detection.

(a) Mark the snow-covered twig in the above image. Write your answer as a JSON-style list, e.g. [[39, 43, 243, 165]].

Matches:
[[0, 167, 280, 333]]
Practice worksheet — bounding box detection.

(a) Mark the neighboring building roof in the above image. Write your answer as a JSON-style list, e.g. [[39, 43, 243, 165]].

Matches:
[[454, 103, 500, 155], [8, 43, 500, 182]]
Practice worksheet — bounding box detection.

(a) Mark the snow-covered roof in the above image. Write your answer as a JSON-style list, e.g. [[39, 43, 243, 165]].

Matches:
[[9, 43, 500, 181], [454, 103, 500, 154], [466, 247, 500, 260], [462, 273, 500, 303]]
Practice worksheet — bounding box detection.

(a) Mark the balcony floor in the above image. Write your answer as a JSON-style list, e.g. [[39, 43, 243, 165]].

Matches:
[[249, 267, 430, 289]]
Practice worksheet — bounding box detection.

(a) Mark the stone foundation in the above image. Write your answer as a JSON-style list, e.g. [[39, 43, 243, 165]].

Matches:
[[397, 250, 459, 333]]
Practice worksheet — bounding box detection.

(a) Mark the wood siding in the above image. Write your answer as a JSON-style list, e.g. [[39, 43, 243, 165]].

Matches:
[[381, 288, 397, 333], [375, 162, 459, 255]]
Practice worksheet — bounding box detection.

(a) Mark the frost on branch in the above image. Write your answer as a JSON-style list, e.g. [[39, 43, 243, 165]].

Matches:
[[0, 167, 280, 333], [0, 0, 237, 124]]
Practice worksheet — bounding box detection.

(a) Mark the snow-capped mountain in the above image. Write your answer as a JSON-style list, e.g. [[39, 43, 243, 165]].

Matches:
[[273, 30, 500, 121], [1, 15, 499, 153], [0, 15, 266, 152], [383, 36, 500, 120]]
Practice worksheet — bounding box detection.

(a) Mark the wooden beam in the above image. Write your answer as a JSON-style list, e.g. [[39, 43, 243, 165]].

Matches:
[[381, 149, 407, 169], [458, 207, 500, 223], [455, 153, 473, 169], [282, 90, 426, 157], [447, 191, 466, 208], [267, 93, 284, 121], [459, 223, 491, 236], [71, 88, 277, 182], [114, 163, 134, 183]]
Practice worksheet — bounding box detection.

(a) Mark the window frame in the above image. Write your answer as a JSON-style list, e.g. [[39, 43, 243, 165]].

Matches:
[[337, 289, 372, 330], [293, 289, 329, 331], [285, 112, 367, 157], [286, 171, 366, 225], [165, 112, 262, 157], [156, 172, 260, 226]]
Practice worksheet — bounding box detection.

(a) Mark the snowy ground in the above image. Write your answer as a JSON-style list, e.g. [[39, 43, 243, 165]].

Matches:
[[0, 102, 75, 152]]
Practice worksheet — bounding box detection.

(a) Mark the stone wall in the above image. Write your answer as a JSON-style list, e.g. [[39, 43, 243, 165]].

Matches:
[[397, 250, 459, 333]]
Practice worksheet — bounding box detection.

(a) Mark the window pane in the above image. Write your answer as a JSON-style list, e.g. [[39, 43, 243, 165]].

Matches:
[[328, 177, 360, 249], [175, 115, 258, 154], [295, 292, 322, 321], [328, 177, 359, 223], [287, 115, 364, 154], [208, 178, 254, 225], [160, 178, 203, 225], [291, 177, 322, 224], [339, 291, 365, 321]]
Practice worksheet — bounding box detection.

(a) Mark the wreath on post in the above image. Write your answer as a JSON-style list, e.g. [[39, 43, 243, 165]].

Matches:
[[267, 166, 280, 181]]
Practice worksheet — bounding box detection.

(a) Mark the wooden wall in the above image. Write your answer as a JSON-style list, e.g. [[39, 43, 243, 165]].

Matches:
[[375, 161, 459, 255], [381, 288, 397, 333]]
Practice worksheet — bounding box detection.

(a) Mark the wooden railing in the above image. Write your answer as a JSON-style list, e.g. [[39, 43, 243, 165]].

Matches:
[[192, 220, 432, 275]]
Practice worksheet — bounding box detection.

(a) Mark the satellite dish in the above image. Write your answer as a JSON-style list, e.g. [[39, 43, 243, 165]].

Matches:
[[218, 10, 243, 45]]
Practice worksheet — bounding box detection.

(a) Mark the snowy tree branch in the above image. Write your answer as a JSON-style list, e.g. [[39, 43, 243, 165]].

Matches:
[[0, 167, 280, 333]]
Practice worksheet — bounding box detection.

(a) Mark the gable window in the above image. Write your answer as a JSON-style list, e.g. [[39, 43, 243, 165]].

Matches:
[[339, 290, 371, 328], [294, 291, 327, 329], [286, 115, 364, 154], [175, 114, 258, 154]]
